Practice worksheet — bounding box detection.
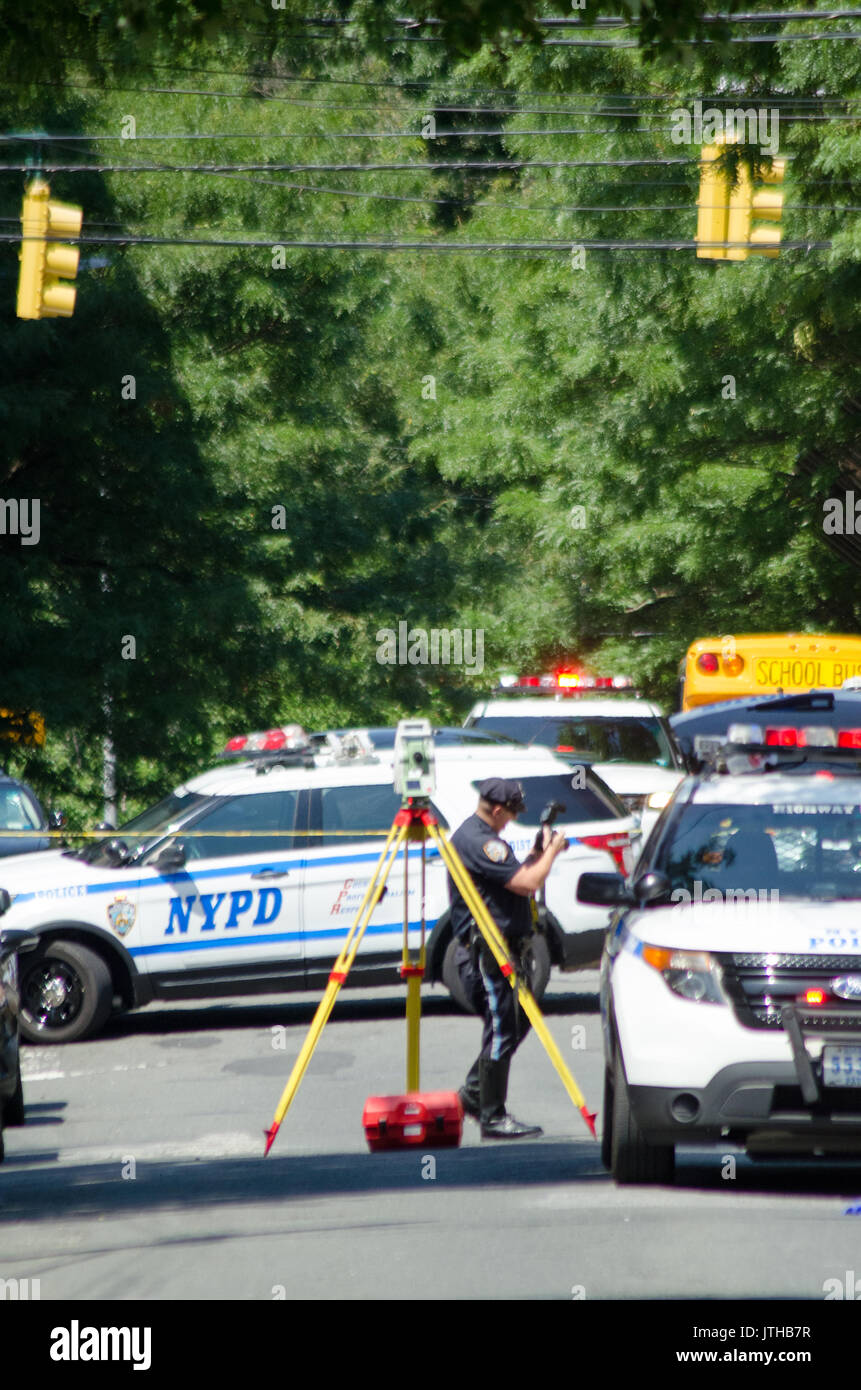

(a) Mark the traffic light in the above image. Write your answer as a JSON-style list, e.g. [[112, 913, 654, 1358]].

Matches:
[[16, 177, 83, 319], [696, 144, 785, 262], [725, 158, 786, 261]]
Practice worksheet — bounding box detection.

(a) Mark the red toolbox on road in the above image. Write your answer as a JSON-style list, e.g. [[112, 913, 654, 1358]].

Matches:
[[363, 1091, 463, 1152]]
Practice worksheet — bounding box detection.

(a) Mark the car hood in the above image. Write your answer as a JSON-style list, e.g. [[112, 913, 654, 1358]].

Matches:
[[0, 849, 102, 896], [626, 897, 861, 954]]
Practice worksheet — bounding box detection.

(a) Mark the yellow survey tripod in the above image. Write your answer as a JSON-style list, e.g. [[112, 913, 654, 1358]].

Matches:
[[263, 793, 597, 1155]]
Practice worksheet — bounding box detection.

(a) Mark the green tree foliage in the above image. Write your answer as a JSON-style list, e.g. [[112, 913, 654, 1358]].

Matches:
[[0, 2, 858, 818]]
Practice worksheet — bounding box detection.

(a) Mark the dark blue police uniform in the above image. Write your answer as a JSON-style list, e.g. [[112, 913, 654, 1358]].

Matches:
[[447, 781, 543, 1138]]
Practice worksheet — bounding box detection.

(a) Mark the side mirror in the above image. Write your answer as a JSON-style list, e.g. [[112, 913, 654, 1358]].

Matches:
[[0, 888, 10, 916], [155, 842, 187, 872], [577, 872, 634, 907], [634, 870, 672, 905]]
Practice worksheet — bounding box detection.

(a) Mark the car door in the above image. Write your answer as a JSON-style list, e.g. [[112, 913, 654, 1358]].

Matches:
[[302, 781, 449, 974], [131, 789, 305, 977]]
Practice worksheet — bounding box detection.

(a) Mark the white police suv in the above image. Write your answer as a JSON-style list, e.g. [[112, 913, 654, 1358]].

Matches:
[[0, 728, 639, 1043], [464, 690, 684, 846], [579, 722, 861, 1184]]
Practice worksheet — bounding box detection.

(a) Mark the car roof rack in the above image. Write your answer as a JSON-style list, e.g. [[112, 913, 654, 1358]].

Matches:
[[218, 747, 317, 772]]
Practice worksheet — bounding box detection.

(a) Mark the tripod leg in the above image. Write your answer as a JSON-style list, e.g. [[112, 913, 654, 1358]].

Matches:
[[430, 825, 597, 1138], [405, 971, 421, 1092], [264, 823, 408, 1154]]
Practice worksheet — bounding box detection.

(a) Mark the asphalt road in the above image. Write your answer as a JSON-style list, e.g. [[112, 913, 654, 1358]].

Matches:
[[4, 972, 861, 1304]]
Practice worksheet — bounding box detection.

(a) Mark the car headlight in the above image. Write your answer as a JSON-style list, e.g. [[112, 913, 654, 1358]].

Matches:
[[641, 945, 725, 1004], [646, 789, 674, 811]]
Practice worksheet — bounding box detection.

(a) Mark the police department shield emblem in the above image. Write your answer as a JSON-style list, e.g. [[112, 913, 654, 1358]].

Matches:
[[108, 895, 136, 937], [483, 839, 509, 864]]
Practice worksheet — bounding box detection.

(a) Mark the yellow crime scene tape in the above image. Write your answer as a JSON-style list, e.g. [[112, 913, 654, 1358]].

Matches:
[[0, 827, 396, 838]]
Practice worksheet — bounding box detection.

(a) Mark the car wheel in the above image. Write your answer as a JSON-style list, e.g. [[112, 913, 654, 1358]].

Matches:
[[611, 1047, 674, 1185], [523, 933, 551, 1000], [442, 933, 552, 1013], [20, 939, 113, 1044], [5, 1058, 24, 1126]]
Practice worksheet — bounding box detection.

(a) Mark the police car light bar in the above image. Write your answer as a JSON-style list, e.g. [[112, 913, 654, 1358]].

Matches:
[[690, 724, 861, 773], [222, 724, 311, 756], [494, 672, 634, 694]]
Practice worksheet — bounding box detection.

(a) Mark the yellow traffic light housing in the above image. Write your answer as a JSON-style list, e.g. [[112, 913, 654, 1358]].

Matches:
[[726, 159, 786, 260], [16, 178, 83, 319], [696, 141, 785, 262]]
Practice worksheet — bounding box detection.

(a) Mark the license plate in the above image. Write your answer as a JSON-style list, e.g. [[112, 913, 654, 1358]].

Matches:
[[823, 1045, 861, 1088]]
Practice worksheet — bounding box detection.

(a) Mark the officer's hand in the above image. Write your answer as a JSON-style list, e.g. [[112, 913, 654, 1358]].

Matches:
[[548, 829, 569, 854]]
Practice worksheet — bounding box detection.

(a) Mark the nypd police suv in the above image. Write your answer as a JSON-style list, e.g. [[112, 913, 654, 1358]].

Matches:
[[579, 720, 861, 1184], [0, 727, 639, 1043]]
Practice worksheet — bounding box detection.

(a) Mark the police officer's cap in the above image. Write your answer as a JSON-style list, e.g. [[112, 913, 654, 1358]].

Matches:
[[478, 777, 526, 814]]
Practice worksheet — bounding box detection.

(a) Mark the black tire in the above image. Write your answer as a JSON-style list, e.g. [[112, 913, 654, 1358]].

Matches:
[[442, 933, 552, 1013], [611, 1047, 674, 1185], [525, 933, 552, 1000], [20, 939, 113, 1044], [5, 1056, 24, 1126]]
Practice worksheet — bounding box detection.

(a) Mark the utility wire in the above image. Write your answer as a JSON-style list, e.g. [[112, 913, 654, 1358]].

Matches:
[[3, 162, 857, 188], [298, 8, 861, 23], [9, 76, 860, 121], [51, 60, 861, 110], [238, 29, 861, 46], [0, 232, 834, 251], [0, 156, 696, 168]]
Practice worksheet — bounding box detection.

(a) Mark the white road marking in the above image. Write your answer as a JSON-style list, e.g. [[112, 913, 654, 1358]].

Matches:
[[55, 1133, 263, 1163], [22, 1061, 170, 1080]]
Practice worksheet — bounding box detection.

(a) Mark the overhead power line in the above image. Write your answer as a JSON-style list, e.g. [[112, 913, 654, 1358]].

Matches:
[[49, 59, 860, 109], [242, 27, 861, 47], [0, 157, 696, 169], [0, 127, 699, 140], [3, 91, 859, 128], [293, 8, 861, 23], [0, 232, 834, 252]]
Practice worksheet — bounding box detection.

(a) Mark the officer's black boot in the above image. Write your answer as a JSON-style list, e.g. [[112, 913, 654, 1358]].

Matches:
[[459, 1058, 481, 1121], [479, 1057, 543, 1139]]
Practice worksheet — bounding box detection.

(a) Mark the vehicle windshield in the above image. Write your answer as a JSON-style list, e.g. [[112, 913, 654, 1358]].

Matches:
[[75, 791, 210, 866], [657, 800, 861, 902], [473, 715, 677, 767], [320, 727, 518, 747], [0, 785, 42, 831], [471, 772, 627, 824]]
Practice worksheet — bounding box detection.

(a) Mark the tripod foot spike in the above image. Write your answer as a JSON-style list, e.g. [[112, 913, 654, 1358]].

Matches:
[[581, 1107, 598, 1139], [263, 1125, 280, 1157]]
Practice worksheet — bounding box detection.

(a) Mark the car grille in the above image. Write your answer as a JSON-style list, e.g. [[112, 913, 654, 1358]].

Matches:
[[717, 952, 861, 1032]]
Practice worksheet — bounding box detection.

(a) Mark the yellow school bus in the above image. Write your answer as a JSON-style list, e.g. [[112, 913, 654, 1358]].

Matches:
[[680, 634, 861, 711]]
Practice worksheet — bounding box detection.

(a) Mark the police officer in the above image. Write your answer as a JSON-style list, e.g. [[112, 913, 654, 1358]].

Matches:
[[448, 777, 568, 1139]]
